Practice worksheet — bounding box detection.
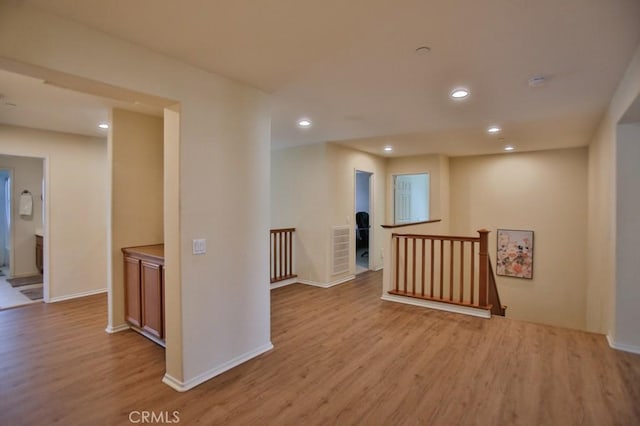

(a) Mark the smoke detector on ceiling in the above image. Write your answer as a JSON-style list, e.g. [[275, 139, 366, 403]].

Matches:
[[528, 75, 546, 88]]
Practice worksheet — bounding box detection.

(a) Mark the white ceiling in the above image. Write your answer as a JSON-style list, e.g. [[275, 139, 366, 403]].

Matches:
[[7, 0, 640, 155], [0, 69, 162, 138]]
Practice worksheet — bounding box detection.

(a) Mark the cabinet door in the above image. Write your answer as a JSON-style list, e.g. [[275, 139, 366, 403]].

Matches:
[[124, 256, 142, 327], [35, 236, 43, 274], [141, 261, 163, 339]]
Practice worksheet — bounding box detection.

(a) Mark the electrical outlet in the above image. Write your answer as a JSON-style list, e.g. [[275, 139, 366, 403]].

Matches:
[[192, 238, 206, 255]]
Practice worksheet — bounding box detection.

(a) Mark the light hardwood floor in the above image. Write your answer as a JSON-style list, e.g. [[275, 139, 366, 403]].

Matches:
[[1, 271, 639, 425]]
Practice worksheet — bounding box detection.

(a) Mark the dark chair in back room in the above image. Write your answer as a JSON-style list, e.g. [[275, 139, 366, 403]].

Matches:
[[355, 211, 369, 257]]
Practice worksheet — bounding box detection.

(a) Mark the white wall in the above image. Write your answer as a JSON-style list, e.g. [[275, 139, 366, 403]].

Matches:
[[0, 154, 43, 277], [587, 42, 640, 340], [0, 2, 271, 390], [614, 123, 640, 349], [0, 124, 107, 299], [450, 148, 588, 330]]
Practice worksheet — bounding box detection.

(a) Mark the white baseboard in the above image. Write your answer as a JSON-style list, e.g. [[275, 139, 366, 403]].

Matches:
[[162, 342, 274, 392], [381, 294, 491, 319], [48, 288, 107, 303], [373, 266, 383, 272], [298, 275, 355, 289], [105, 323, 130, 334], [270, 277, 299, 289], [607, 334, 640, 355]]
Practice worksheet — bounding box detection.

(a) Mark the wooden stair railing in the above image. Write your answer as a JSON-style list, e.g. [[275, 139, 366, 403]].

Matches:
[[270, 228, 297, 284], [488, 259, 507, 316], [389, 229, 505, 316]]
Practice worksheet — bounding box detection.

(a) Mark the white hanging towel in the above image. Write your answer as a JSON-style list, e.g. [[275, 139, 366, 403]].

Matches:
[[19, 192, 33, 216]]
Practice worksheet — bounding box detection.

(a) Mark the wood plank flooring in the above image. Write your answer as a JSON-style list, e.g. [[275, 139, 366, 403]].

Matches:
[[1, 270, 639, 425]]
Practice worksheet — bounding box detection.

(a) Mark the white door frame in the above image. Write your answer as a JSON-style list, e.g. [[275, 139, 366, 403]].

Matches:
[[0, 167, 14, 277], [354, 169, 374, 272]]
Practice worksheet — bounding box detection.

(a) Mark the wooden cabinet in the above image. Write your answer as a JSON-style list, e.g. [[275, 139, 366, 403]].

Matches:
[[35, 235, 43, 275], [123, 255, 142, 327], [122, 245, 164, 345]]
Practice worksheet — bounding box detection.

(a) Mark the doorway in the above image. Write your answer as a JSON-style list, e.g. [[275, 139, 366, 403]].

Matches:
[[0, 169, 11, 276], [0, 156, 45, 310], [355, 170, 372, 274]]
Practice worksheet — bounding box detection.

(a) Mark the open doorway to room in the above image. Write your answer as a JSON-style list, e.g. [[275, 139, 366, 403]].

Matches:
[[0, 169, 11, 276], [0, 156, 45, 310], [355, 170, 373, 275]]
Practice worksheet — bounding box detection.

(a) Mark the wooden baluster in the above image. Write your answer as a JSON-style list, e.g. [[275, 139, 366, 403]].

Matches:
[[270, 232, 273, 282], [284, 231, 287, 277], [284, 231, 288, 277], [478, 229, 490, 307], [283, 232, 287, 278], [412, 237, 416, 295], [272, 232, 276, 281], [470, 241, 475, 304], [269, 228, 297, 283], [439, 239, 444, 298], [449, 240, 454, 301], [430, 239, 435, 298], [459, 241, 464, 303], [289, 230, 293, 277], [394, 235, 399, 292], [403, 237, 408, 293], [278, 232, 283, 280], [421, 239, 426, 297]]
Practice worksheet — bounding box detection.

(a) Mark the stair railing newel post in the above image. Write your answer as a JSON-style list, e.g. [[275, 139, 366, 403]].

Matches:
[[478, 229, 490, 308]]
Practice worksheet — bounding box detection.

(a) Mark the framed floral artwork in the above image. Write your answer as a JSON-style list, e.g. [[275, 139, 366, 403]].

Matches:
[[496, 229, 534, 279]]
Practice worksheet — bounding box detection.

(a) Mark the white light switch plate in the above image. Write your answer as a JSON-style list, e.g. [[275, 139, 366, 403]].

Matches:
[[192, 238, 206, 255]]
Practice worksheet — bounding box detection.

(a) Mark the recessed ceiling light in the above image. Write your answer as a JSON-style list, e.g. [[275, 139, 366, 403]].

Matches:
[[487, 125, 501, 134], [450, 88, 470, 99], [98, 123, 110, 129], [383, 146, 393, 152], [415, 46, 431, 55], [297, 119, 312, 128], [504, 145, 515, 152]]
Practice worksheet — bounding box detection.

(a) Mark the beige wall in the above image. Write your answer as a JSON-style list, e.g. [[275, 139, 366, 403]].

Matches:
[[0, 124, 107, 300], [271, 143, 386, 284], [0, 2, 271, 389], [450, 148, 588, 330], [587, 117, 616, 334], [108, 109, 163, 328], [327, 143, 386, 279], [587, 42, 640, 342], [0, 154, 43, 277], [271, 143, 329, 283], [163, 107, 183, 380]]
